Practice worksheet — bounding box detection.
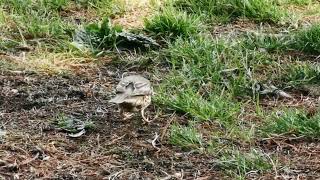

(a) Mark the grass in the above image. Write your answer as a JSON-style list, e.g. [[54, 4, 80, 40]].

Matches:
[[56, 113, 95, 133], [155, 34, 281, 108], [79, 0, 126, 16], [218, 149, 273, 178], [241, 32, 291, 52], [241, 24, 320, 88], [154, 37, 245, 123], [0, 0, 74, 40], [0, 0, 126, 73], [0, 0, 126, 49], [160, 40, 260, 150], [150, 1, 320, 166], [277, 0, 313, 5], [74, 18, 123, 51], [158, 85, 241, 122], [242, 23, 320, 54], [261, 109, 320, 138], [282, 62, 320, 86], [144, 8, 202, 39], [292, 24, 320, 54], [169, 122, 203, 150], [173, 0, 287, 23], [155, 36, 270, 151]]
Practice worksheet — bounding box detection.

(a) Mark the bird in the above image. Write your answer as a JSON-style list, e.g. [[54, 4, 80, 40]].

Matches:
[[109, 74, 154, 122]]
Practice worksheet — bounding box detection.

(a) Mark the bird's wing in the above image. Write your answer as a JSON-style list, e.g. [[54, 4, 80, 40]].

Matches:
[[110, 81, 134, 103], [109, 93, 128, 103], [115, 81, 130, 92], [132, 82, 153, 96], [110, 75, 153, 103], [122, 96, 145, 106]]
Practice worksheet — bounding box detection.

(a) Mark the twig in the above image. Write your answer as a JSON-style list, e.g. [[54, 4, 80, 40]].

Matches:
[[196, 176, 212, 180], [96, 134, 100, 151], [160, 170, 172, 180], [265, 152, 278, 178], [19, 152, 39, 166], [151, 132, 161, 152], [261, 134, 306, 141], [105, 134, 126, 146], [107, 169, 135, 180]]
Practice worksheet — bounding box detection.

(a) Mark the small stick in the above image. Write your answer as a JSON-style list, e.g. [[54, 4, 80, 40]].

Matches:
[[151, 132, 161, 152], [19, 153, 39, 166], [105, 134, 126, 146]]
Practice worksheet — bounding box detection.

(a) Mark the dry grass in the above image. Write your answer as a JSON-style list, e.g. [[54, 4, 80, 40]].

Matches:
[[285, 2, 320, 26], [0, 51, 109, 75], [112, 0, 162, 29], [22, 53, 97, 75]]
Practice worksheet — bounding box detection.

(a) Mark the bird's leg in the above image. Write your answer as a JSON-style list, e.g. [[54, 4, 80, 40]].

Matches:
[[141, 107, 151, 123], [118, 104, 123, 115], [119, 107, 125, 119], [120, 106, 135, 120], [119, 106, 129, 120]]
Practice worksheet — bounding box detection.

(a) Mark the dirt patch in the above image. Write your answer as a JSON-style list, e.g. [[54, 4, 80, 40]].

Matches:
[[0, 68, 224, 179], [258, 137, 320, 179], [60, 2, 100, 24]]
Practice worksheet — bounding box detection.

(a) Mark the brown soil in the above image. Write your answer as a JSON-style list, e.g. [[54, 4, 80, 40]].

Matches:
[[258, 138, 320, 179], [0, 67, 226, 179]]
